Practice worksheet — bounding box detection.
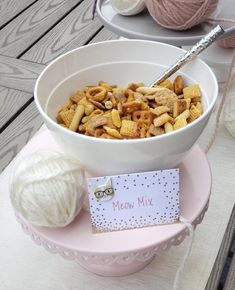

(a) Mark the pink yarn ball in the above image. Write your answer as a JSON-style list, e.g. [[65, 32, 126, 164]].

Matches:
[[145, 0, 219, 30], [218, 35, 235, 48]]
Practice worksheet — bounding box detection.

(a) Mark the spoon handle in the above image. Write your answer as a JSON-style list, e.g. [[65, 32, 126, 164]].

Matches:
[[151, 25, 224, 87]]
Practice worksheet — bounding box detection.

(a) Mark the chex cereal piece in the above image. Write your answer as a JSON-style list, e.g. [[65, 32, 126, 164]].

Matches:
[[183, 84, 201, 99], [70, 90, 86, 103], [69, 105, 85, 132], [158, 79, 174, 91], [173, 117, 187, 130], [140, 101, 149, 110], [196, 102, 203, 114], [59, 109, 75, 127], [104, 126, 123, 139], [58, 99, 73, 113], [175, 109, 190, 121], [150, 106, 170, 116], [173, 76, 184, 95], [153, 113, 170, 127], [111, 109, 121, 128], [120, 120, 138, 138], [188, 105, 202, 123], [164, 122, 173, 133], [148, 124, 164, 136], [103, 112, 116, 129], [133, 92, 146, 102], [112, 88, 127, 103], [121, 114, 132, 121]]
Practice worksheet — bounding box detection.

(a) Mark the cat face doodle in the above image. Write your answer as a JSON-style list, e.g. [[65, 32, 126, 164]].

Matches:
[[93, 178, 114, 201]]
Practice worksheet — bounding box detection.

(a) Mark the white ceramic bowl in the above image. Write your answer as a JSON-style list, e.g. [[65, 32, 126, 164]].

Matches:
[[34, 40, 218, 176]]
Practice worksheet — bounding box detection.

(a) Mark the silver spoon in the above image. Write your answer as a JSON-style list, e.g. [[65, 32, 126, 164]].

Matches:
[[151, 25, 225, 87]]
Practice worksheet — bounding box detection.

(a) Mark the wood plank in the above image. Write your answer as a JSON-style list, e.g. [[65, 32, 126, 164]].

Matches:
[[224, 250, 235, 290], [21, 0, 103, 64], [0, 55, 45, 93], [0, 101, 43, 173], [88, 27, 119, 44], [0, 86, 32, 129], [0, 0, 37, 28], [0, 0, 80, 57], [205, 205, 235, 290]]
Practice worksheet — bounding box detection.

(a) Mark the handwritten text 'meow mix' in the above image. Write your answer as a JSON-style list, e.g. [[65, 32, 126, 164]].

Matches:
[[112, 196, 153, 211]]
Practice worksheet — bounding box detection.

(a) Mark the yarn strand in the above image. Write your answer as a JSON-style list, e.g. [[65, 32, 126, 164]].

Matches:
[[173, 217, 195, 290], [205, 48, 235, 153]]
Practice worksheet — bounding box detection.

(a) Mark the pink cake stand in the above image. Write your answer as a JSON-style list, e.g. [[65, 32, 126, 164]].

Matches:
[[13, 130, 211, 276]]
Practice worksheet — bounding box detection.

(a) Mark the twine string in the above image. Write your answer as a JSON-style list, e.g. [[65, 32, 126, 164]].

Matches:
[[205, 48, 235, 153], [173, 217, 195, 290]]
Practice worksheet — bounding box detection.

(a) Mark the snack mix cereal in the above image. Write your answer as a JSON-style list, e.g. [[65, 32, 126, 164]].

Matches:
[[56, 76, 203, 139]]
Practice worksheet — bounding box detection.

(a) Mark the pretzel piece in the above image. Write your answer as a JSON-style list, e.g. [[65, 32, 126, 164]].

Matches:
[[86, 86, 107, 102], [69, 104, 85, 131], [122, 100, 142, 114], [132, 110, 153, 126]]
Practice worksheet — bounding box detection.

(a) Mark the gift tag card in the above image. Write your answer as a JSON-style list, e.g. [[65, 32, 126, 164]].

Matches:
[[87, 169, 180, 233]]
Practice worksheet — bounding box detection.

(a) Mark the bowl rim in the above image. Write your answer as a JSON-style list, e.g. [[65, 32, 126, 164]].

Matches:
[[34, 39, 218, 144]]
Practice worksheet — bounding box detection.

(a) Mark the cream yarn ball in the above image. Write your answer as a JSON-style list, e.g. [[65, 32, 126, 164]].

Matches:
[[224, 95, 235, 138], [11, 150, 85, 227]]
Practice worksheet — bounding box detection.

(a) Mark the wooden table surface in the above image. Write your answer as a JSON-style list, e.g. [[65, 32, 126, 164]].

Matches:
[[0, 1, 234, 289]]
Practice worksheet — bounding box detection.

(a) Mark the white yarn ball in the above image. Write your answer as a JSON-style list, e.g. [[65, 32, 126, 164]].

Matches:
[[11, 150, 85, 227], [224, 95, 235, 138]]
